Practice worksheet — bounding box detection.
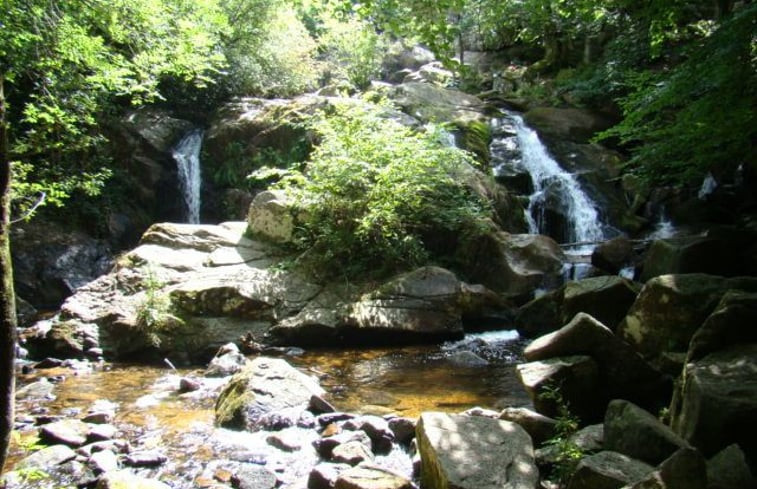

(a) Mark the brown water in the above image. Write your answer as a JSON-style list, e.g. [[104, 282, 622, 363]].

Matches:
[[10, 330, 530, 488]]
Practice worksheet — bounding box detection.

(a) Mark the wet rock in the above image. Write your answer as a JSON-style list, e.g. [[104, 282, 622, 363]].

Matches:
[[388, 417, 416, 446], [16, 378, 56, 400], [230, 464, 277, 489], [215, 356, 325, 430], [89, 449, 119, 474], [34, 357, 64, 369], [309, 394, 336, 414], [179, 377, 202, 393], [87, 424, 118, 442], [561, 277, 639, 332], [604, 400, 689, 466], [317, 413, 356, 427], [14, 444, 77, 470], [83, 411, 113, 425], [40, 419, 91, 447], [617, 274, 757, 359], [524, 313, 668, 410], [206, 342, 248, 377], [315, 431, 372, 460], [706, 444, 756, 489], [350, 416, 395, 454], [640, 235, 737, 282], [514, 289, 563, 338], [416, 412, 538, 489], [124, 450, 168, 467], [96, 469, 172, 489], [331, 441, 374, 465], [447, 350, 489, 366], [257, 406, 313, 431], [567, 451, 653, 489], [334, 466, 414, 489], [592, 237, 634, 275], [670, 344, 757, 459], [499, 407, 558, 446], [460, 232, 565, 299], [516, 355, 602, 421], [621, 447, 706, 489], [308, 463, 351, 489], [77, 440, 130, 457], [266, 427, 306, 452], [686, 290, 757, 363]]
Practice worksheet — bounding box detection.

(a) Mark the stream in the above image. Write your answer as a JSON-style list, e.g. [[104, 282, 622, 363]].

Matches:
[[10, 330, 529, 488]]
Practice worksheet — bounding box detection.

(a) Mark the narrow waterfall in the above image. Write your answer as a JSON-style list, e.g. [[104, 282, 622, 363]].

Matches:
[[491, 114, 607, 279], [172, 129, 203, 224]]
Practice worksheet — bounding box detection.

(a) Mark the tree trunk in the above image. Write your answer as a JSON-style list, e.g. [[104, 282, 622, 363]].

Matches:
[[0, 74, 17, 475]]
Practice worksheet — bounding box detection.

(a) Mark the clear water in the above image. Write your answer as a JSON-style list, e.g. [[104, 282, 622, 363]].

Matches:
[[172, 129, 204, 224]]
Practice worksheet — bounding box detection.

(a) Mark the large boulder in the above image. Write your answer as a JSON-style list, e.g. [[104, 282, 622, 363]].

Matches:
[[567, 451, 653, 489], [620, 448, 707, 489], [686, 290, 757, 363], [11, 222, 113, 309], [592, 237, 634, 275], [215, 356, 325, 430], [617, 274, 757, 359], [460, 231, 565, 298], [524, 314, 668, 411], [415, 412, 538, 489], [706, 444, 757, 489], [523, 107, 614, 144], [247, 190, 295, 243], [640, 235, 737, 282], [270, 267, 497, 346], [516, 276, 640, 337], [670, 344, 757, 460], [604, 400, 689, 466], [516, 355, 602, 421]]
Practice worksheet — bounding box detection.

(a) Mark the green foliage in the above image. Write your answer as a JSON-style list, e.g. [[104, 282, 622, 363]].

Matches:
[[596, 4, 757, 185], [135, 268, 181, 348], [278, 100, 493, 279], [317, 16, 386, 89], [539, 385, 584, 484]]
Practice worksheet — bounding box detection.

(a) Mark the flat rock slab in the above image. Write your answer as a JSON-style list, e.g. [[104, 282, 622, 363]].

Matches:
[[416, 412, 538, 489]]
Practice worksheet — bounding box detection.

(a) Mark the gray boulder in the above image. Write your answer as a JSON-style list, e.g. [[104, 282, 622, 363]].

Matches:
[[205, 342, 247, 377], [567, 451, 653, 489], [523, 107, 614, 143], [617, 274, 757, 359], [706, 444, 756, 489], [415, 412, 538, 489], [499, 407, 558, 446], [640, 235, 736, 282], [687, 290, 757, 363], [670, 344, 757, 459], [334, 466, 414, 489], [247, 190, 295, 243], [620, 447, 706, 489], [524, 313, 668, 410], [215, 356, 325, 430], [517, 355, 602, 421], [592, 237, 634, 275], [604, 400, 689, 466]]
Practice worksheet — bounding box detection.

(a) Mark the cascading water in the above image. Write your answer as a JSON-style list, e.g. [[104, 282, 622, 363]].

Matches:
[[491, 114, 607, 279], [172, 129, 203, 224]]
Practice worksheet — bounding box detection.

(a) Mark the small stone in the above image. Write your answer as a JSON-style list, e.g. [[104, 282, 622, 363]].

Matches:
[[334, 466, 414, 489], [39, 419, 91, 447], [310, 394, 336, 414], [266, 429, 304, 452], [331, 441, 374, 465], [87, 423, 118, 442], [462, 406, 499, 418], [308, 463, 350, 489], [179, 377, 202, 393], [125, 450, 167, 467], [83, 411, 113, 424], [230, 463, 277, 489], [15, 444, 77, 470], [318, 412, 355, 427], [89, 449, 119, 474], [34, 357, 64, 369], [387, 417, 416, 445], [96, 470, 171, 489]]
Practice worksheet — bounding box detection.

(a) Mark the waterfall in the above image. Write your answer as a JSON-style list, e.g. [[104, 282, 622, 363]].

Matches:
[[491, 114, 608, 280], [172, 129, 203, 224]]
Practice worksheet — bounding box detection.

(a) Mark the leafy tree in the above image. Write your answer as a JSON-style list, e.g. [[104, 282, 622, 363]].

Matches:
[[0, 0, 229, 470]]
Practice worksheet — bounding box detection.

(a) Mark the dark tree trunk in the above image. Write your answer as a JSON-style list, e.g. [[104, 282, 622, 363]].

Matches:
[[0, 74, 17, 475]]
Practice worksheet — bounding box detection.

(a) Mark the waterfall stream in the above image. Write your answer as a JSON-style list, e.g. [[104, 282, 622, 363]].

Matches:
[[491, 114, 608, 278], [172, 129, 204, 224]]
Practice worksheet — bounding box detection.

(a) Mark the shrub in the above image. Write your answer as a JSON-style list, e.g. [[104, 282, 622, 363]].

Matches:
[[278, 100, 493, 279]]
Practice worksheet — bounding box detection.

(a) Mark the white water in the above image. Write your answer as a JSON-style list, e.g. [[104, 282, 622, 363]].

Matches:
[[172, 129, 204, 224], [509, 115, 605, 246]]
